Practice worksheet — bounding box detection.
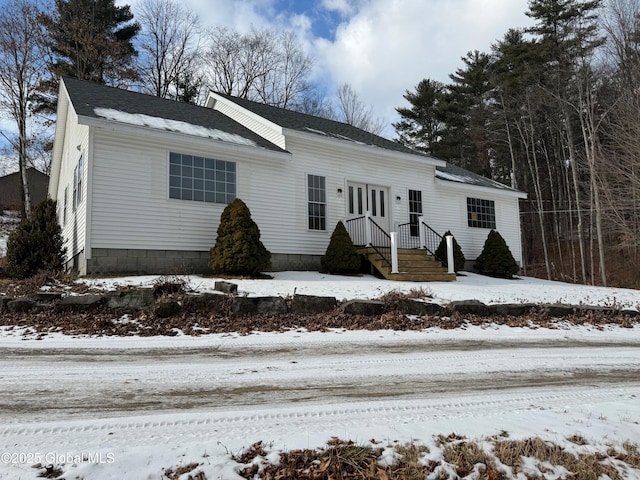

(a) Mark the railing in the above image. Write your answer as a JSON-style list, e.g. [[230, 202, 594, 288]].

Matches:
[[345, 216, 367, 247], [421, 221, 445, 263], [345, 215, 392, 268], [368, 218, 392, 267], [397, 222, 421, 249]]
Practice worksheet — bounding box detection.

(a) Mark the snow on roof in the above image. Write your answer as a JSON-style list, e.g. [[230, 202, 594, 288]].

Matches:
[[94, 108, 257, 147]]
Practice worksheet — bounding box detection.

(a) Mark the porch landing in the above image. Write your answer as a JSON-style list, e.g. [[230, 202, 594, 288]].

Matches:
[[358, 247, 456, 282]]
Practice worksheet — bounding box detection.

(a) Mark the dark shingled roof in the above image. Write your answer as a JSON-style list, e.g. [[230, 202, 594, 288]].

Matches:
[[61, 76, 285, 152], [213, 92, 421, 156], [436, 163, 521, 193]]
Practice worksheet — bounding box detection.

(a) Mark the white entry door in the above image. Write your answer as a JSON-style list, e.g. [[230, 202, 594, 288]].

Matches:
[[346, 182, 390, 233]]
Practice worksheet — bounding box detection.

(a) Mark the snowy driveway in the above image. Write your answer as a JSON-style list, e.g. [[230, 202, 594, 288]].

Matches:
[[1, 327, 640, 479]]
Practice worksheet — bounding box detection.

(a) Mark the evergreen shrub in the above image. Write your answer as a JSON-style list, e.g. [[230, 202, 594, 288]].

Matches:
[[434, 230, 466, 272], [321, 221, 361, 274], [209, 199, 271, 276], [6, 199, 66, 278], [474, 229, 519, 278]]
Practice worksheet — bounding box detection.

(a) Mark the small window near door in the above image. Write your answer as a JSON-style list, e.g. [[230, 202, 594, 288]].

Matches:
[[308, 174, 326, 230], [409, 190, 422, 236]]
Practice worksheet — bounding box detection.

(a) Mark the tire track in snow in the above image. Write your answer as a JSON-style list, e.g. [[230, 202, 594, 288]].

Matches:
[[1, 384, 638, 451]]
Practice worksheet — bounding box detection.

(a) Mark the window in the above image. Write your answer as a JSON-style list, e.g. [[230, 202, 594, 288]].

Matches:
[[409, 190, 422, 236], [72, 155, 83, 210], [169, 152, 236, 204], [467, 197, 496, 229], [63, 186, 68, 224], [307, 174, 326, 230]]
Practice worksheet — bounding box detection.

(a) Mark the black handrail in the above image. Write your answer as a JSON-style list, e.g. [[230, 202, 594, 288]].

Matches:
[[368, 218, 391, 267], [345, 216, 392, 267], [345, 216, 367, 247], [422, 221, 445, 263], [397, 222, 421, 249]]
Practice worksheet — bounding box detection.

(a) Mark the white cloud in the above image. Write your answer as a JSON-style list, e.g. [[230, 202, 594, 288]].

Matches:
[[313, 0, 534, 135], [121, 0, 534, 137]]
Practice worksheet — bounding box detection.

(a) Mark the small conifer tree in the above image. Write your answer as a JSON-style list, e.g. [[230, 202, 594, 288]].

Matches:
[[474, 229, 519, 278], [6, 198, 66, 278], [434, 230, 466, 272], [321, 221, 361, 274], [209, 199, 271, 276]]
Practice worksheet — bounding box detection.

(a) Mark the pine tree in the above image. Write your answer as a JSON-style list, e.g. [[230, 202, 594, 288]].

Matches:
[[209, 199, 271, 276], [434, 231, 466, 272], [321, 221, 361, 274], [394, 78, 445, 156], [37, 0, 140, 110], [474, 229, 519, 278], [6, 198, 66, 278]]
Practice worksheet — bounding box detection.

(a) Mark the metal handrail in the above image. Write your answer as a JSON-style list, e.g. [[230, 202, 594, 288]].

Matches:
[[421, 221, 445, 263], [397, 222, 421, 249], [345, 216, 366, 247], [368, 217, 391, 267]]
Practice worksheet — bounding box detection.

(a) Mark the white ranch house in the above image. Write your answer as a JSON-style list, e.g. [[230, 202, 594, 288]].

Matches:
[[49, 76, 526, 280]]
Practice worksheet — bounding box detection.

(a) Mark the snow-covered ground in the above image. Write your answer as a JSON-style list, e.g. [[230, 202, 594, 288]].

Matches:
[[1, 272, 640, 479], [79, 270, 640, 310]]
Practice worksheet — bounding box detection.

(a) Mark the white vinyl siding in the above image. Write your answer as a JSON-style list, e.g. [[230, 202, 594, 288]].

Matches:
[[55, 105, 89, 262], [428, 181, 523, 264]]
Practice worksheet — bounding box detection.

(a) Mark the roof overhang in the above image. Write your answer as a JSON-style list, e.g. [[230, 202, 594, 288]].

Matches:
[[76, 115, 292, 161], [435, 176, 528, 199], [284, 128, 447, 167]]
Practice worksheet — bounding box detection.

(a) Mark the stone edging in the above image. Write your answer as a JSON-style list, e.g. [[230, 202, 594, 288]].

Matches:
[[1, 285, 638, 319]]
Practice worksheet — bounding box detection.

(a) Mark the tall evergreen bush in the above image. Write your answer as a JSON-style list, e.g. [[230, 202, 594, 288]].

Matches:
[[209, 199, 271, 276], [474, 229, 519, 278], [6, 198, 66, 278], [434, 230, 466, 272], [321, 221, 361, 274]]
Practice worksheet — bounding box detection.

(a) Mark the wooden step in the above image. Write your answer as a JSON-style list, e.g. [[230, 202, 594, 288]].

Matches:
[[358, 247, 455, 282]]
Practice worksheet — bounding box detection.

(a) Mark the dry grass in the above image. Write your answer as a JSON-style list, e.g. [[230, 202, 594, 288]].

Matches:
[[163, 462, 206, 479], [376, 287, 432, 311], [494, 437, 623, 480], [229, 436, 640, 480]]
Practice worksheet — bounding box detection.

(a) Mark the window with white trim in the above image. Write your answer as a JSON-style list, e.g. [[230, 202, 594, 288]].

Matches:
[[307, 174, 326, 230], [169, 152, 236, 204], [409, 190, 422, 236], [72, 155, 83, 210], [63, 186, 68, 224], [467, 197, 496, 229]]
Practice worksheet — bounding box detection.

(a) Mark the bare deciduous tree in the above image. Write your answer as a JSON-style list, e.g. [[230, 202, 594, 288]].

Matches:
[[0, 0, 47, 217], [335, 83, 387, 135], [204, 26, 314, 109], [136, 0, 202, 102]]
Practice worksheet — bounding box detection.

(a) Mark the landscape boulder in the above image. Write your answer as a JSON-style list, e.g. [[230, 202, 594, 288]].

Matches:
[[214, 281, 238, 294], [232, 296, 287, 316], [398, 299, 449, 316], [154, 300, 181, 318], [340, 299, 386, 316], [7, 298, 38, 313], [105, 289, 155, 312], [183, 293, 228, 313], [488, 303, 537, 316], [291, 294, 337, 314], [55, 294, 105, 312], [448, 300, 490, 316]]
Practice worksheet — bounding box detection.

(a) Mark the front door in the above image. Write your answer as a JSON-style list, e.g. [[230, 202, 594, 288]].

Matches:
[[346, 182, 390, 232]]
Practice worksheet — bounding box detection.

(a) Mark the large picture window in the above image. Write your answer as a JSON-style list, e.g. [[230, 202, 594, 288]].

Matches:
[[169, 152, 236, 204], [307, 174, 326, 230], [467, 197, 496, 229]]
